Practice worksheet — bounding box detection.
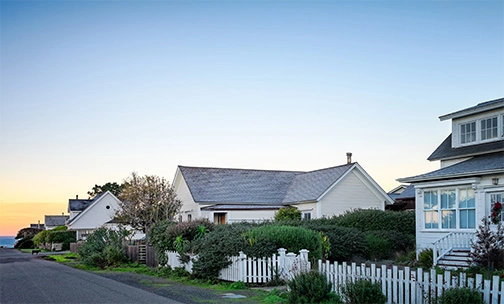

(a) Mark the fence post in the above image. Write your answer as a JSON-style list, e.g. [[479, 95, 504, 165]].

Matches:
[[278, 248, 286, 279], [299, 249, 310, 272], [239, 251, 246, 282]]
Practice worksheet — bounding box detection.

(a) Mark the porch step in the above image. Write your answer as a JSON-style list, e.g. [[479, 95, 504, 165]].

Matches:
[[437, 249, 471, 270]]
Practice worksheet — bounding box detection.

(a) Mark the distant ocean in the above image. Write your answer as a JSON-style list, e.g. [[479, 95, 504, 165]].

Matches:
[[0, 236, 16, 248]]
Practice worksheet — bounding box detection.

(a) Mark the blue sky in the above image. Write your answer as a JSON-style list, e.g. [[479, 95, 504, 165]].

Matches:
[[0, 1, 503, 234]]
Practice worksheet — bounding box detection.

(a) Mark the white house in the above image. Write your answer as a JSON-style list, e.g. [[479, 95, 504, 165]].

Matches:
[[173, 154, 394, 224], [398, 97, 504, 267]]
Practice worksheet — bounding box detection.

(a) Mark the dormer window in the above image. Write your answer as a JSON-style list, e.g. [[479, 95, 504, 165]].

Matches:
[[460, 122, 476, 144], [481, 117, 498, 141]]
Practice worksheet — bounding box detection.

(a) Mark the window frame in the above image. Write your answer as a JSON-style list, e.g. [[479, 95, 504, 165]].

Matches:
[[422, 187, 476, 231], [480, 116, 498, 142], [460, 121, 476, 145], [489, 192, 503, 224]]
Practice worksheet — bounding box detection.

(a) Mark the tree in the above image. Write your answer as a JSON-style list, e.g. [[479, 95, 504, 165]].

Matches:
[[15, 227, 43, 240], [275, 206, 301, 221], [87, 182, 126, 198], [470, 217, 504, 270], [116, 172, 182, 239]]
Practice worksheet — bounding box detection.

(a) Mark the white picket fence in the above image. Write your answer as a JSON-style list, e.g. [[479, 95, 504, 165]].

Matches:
[[166, 249, 503, 304], [318, 260, 504, 304], [166, 248, 310, 283]]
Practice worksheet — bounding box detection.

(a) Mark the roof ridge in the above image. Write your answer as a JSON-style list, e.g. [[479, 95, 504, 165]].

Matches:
[[178, 165, 304, 174], [300, 162, 355, 175]]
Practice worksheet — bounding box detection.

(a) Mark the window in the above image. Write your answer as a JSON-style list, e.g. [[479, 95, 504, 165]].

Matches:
[[424, 191, 439, 229], [423, 187, 475, 230], [187, 214, 192, 222], [459, 188, 475, 229], [441, 189, 456, 229], [303, 212, 311, 221], [460, 122, 476, 144], [481, 117, 498, 141], [490, 193, 503, 223]]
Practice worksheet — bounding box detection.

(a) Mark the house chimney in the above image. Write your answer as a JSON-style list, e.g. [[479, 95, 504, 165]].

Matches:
[[37, 220, 40, 229], [346, 152, 352, 164], [76, 195, 78, 200]]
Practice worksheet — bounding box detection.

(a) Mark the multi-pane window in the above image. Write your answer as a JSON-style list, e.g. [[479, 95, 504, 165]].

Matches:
[[460, 122, 476, 144], [490, 193, 503, 223], [481, 117, 498, 141], [441, 189, 456, 229], [423, 188, 475, 230], [459, 188, 475, 229], [424, 191, 439, 229], [303, 212, 311, 221]]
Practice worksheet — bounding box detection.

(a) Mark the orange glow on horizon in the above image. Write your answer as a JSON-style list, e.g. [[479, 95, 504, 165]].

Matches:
[[0, 202, 67, 236]]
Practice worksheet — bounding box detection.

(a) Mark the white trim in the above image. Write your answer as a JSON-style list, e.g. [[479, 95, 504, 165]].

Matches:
[[414, 177, 481, 189]]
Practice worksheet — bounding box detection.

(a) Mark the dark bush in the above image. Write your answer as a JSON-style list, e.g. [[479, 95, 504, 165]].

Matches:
[[244, 225, 323, 261], [323, 227, 367, 262], [287, 270, 343, 304], [365, 230, 414, 260], [340, 279, 386, 304], [437, 287, 484, 304], [164, 219, 215, 249], [191, 224, 249, 280], [14, 237, 34, 249], [417, 248, 433, 269], [77, 227, 129, 268], [332, 209, 415, 235]]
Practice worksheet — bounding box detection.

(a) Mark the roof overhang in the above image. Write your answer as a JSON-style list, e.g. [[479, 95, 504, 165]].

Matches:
[[398, 169, 504, 183], [439, 98, 504, 121]]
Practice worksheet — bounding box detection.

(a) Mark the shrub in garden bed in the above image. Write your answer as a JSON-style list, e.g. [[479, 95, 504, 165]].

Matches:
[[77, 227, 129, 268], [436, 287, 484, 304], [332, 209, 416, 235], [287, 270, 343, 304], [364, 230, 414, 260], [323, 227, 367, 262], [340, 279, 386, 304]]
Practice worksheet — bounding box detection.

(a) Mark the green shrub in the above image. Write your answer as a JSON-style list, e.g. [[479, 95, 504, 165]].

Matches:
[[437, 287, 484, 304], [33, 230, 48, 247], [77, 227, 129, 268], [149, 220, 176, 266], [418, 248, 433, 269], [365, 233, 392, 260], [244, 225, 323, 261], [340, 279, 386, 304], [323, 227, 367, 262], [287, 270, 343, 304], [364, 230, 414, 260], [191, 224, 249, 280], [275, 207, 302, 221], [46, 231, 76, 250], [332, 209, 416, 235]]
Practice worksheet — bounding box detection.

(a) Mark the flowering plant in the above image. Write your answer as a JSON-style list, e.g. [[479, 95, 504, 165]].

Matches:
[[490, 201, 502, 224]]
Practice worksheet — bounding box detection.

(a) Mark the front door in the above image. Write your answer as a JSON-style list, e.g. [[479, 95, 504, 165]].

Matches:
[[214, 213, 227, 224]]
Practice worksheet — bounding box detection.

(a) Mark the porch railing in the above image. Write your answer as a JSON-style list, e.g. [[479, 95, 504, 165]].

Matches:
[[432, 232, 475, 266]]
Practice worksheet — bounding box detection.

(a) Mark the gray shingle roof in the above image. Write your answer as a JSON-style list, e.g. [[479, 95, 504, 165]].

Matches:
[[68, 193, 105, 212], [201, 204, 284, 211], [428, 134, 504, 161], [399, 152, 504, 183], [179, 163, 353, 205], [396, 184, 415, 199], [44, 215, 69, 227]]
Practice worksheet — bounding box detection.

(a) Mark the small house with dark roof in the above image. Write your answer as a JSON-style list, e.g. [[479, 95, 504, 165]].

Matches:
[[386, 184, 416, 211], [173, 154, 394, 224], [398, 97, 504, 268], [66, 191, 122, 240], [44, 215, 69, 230]]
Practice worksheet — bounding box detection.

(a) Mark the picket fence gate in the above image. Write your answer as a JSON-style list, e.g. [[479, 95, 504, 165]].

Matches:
[[318, 260, 504, 304], [166, 248, 310, 283]]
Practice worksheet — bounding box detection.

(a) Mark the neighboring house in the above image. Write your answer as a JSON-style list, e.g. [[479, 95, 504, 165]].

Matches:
[[66, 191, 121, 240], [173, 154, 394, 224], [30, 223, 45, 230], [44, 215, 69, 230], [398, 97, 504, 267], [386, 184, 416, 211]]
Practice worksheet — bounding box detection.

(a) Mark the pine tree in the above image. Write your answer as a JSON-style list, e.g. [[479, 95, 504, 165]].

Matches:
[[470, 217, 504, 270]]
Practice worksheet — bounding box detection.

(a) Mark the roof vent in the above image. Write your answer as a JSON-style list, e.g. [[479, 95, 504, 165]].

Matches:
[[346, 152, 352, 164]]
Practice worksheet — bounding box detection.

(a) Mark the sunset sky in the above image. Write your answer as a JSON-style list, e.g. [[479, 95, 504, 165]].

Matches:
[[1, 1, 503, 236]]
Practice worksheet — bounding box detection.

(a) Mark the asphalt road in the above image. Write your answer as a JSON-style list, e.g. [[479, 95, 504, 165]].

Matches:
[[0, 248, 183, 304]]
